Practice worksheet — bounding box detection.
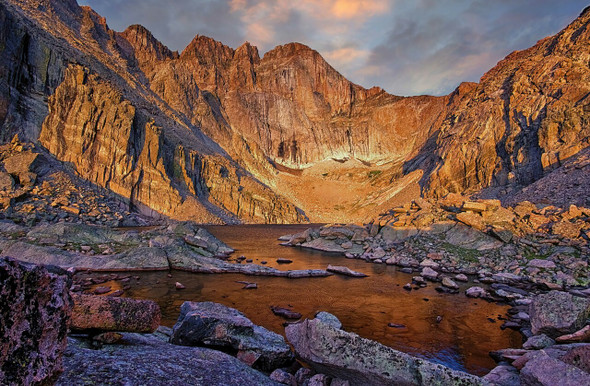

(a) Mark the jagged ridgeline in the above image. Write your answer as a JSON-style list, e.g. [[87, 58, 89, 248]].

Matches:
[[1, 0, 589, 223]]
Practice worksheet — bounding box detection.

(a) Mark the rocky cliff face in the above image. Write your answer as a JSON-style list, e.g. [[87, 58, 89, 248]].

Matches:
[[418, 10, 590, 199], [0, 0, 306, 223], [1, 0, 589, 223]]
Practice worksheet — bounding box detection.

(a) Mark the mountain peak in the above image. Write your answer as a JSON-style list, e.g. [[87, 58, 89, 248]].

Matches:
[[120, 24, 176, 62], [263, 42, 316, 61], [180, 35, 235, 66]]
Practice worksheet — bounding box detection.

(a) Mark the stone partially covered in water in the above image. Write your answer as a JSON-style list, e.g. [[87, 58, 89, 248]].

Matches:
[[0, 257, 72, 385], [326, 265, 367, 277], [171, 301, 294, 371], [285, 317, 484, 385], [529, 291, 590, 338], [71, 294, 161, 333]]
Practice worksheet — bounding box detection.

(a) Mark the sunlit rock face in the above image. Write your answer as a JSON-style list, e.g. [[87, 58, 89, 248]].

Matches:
[[1, 0, 589, 223], [419, 12, 590, 198]]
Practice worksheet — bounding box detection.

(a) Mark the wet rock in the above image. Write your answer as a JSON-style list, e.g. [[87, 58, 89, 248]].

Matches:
[[442, 277, 459, 290], [93, 286, 111, 295], [59, 333, 278, 385], [276, 258, 293, 264], [421, 266, 439, 281], [388, 323, 406, 328], [326, 265, 367, 277], [314, 311, 342, 329], [492, 273, 523, 284], [175, 282, 186, 290], [523, 334, 555, 350], [0, 257, 72, 385], [271, 306, 302, 320], [71, 294, 160, 333], [529, 291, 590, 338], [285, 317, 484, 385], [455, 273, 469, 282], [171, 301, 293, 371], [466, 286, 486, 298]]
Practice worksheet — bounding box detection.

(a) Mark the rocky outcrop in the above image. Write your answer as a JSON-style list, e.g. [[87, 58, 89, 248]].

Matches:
[[0, 257, 72, 385], [71, 294, 161, 333], [171, 301, 294, 371], [282, 196, 590, 289], [285, 315, 483, 385], [59, 332, 280, 385], [419, 10, 590, 199]]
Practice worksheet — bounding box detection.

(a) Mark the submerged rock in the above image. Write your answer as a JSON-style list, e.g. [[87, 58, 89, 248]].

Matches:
[[285, 316, 483, 385], [0, 257, 72, 385], [171, 301, 294, 371], [271, 306, 302, 320], [326, 265, 367, 277]]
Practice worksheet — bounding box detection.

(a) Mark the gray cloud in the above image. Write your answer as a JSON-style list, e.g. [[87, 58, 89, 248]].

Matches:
[[360, 0, 588, 95], [79, 0, 587, 96]]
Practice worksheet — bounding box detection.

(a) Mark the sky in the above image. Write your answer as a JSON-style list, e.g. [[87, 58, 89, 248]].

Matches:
[[79, 0, 588, 96]]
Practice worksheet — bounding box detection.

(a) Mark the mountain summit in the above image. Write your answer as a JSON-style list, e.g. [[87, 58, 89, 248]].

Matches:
[[1, 0, 589, 223]]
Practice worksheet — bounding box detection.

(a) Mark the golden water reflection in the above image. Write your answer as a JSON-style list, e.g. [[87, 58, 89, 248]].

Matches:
[[116, 224, 522, 376]]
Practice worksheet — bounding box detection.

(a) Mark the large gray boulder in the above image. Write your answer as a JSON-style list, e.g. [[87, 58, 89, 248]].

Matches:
[[0, 257, 72, 385], [58, 333, 279, 385], [529, 291, 590, 338], [171, 302, 294, 371], [285, 317, 483, 386]]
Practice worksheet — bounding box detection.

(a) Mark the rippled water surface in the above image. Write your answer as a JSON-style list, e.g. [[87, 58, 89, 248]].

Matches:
[[112, 224, 521, 375]]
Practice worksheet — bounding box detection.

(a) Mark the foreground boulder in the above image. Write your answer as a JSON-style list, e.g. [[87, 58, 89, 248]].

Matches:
[[285, 315, 483, 385], [71, 294, 161, 333], [529, 291, 590, 338], [519, 345, 590, 386], [0, 257, 72, 385], [58, 332, 279, 385], [171, 301, 294, 371]]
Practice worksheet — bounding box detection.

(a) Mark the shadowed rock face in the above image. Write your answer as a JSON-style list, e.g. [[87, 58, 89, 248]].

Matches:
[[0, 257, 72, 385], [1, 0, 589, 223]]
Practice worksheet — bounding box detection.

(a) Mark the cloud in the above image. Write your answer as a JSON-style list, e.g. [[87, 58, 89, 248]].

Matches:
[[79, 0, 587, 95], [357, 0, 588, 95]]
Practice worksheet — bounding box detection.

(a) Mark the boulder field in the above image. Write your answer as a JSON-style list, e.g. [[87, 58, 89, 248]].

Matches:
[[2, 255, 590, 385]]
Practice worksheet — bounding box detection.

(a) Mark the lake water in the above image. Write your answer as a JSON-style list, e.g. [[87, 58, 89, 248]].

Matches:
[[111, 224, 521, 376]]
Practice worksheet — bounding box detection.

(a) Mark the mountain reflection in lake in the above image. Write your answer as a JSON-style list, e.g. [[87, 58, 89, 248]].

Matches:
[[122, 224, 521, 376]]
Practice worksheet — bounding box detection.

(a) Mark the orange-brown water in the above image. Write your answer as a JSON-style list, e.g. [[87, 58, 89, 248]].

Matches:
[[113, 224, 521, 375]]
